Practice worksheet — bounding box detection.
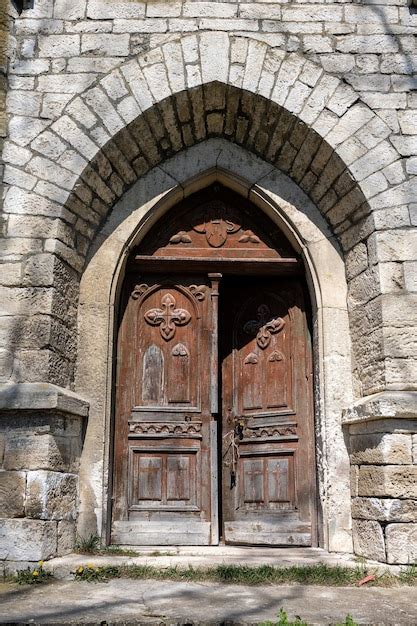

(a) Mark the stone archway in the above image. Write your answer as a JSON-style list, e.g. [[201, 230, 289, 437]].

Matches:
[[75, 139, 353, 553]]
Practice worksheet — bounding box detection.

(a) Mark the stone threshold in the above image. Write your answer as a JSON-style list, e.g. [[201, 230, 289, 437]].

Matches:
[[44, 547, 401, 579]]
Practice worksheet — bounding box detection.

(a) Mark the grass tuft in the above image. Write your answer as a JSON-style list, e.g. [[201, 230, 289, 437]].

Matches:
[[75, 534, 139, 557], [13, 562, 53, 586], [69, 562, 417, 587]]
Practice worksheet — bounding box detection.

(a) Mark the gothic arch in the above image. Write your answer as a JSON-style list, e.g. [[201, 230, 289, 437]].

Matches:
[[12, 32, 401, 273], [2, 34, 402, 395], [75, 139, 353, 553]]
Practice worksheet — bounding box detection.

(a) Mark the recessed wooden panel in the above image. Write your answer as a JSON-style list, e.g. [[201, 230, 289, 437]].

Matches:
[[136, 456, 162, 501], [129, 445, 199, 511], [137, 286, 199, 409], [267, 457, 290, 503], [239, 452, 294, 510], [234, 293, 293, 416], [168, 343, 191, 403], [242, 459, 264, 503], [142, 346, 164, 405], [167, 456, 191, 501]]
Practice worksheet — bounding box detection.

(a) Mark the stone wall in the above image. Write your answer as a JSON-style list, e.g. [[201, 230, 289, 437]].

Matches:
[[0, 0, 416, 563], [0, 383, 87, 569], [344, 392, 417, 564]]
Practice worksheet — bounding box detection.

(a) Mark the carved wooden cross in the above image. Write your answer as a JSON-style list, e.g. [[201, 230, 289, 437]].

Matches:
[[144, 293, 191, 341], [243, 304, 285, 349]]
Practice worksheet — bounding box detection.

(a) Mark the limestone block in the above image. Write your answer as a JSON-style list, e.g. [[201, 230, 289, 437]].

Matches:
[[54, 0, 85, 20], [371, 231, 417, 264], [345, 242, 368, 281], [38, 35, 80, 57], [0, 349, 16, 383], [385, 357, 417, 391], [343, 392, 417, 425], [358, 466, 417, 499], [350, 433, 412, 465], [3, 430, 72, 473], [200, 32, 230, 84], [37, 74, 96, 94], [57, 520, 76, 556], [0, 471, 25, 518], [81, 34, 130, 57], [352, 497, 417, 523], [350, 466, 359, 498], [352, 519, 386, 562], [404, 262, 417, 293], [148, 2, 182, 17], [0, 519, 57, 561], [413, 435, 417, 464], [386, 524, 417, 565], [6, 91, 42, 117], [87, 0, 145, 19], [26, 471, 77, 521]]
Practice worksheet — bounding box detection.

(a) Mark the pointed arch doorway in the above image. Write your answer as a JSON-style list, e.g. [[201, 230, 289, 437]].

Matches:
[[111, 184, 317, 546]]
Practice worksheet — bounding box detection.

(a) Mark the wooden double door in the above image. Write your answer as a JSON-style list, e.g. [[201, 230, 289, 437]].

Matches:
[[112, 272, 316, 546]]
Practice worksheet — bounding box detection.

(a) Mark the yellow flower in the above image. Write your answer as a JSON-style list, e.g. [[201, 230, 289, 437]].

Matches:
[[38, 560, 44, 567], [87, 563, 95, 570], [32, 570, 39, 577], [77, 566, 84, 574]]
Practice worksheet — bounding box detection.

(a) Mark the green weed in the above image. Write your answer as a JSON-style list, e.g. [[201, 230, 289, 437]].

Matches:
[[336, 615, 359, 626], [73, 563, 121, 583], [260, 607, 307, 625], [260, 609, 359, 626], [75, 534, 139, 557], [75, 533, 101, 554], [399, 564, 417, 584], [14, 561, 53, 586]]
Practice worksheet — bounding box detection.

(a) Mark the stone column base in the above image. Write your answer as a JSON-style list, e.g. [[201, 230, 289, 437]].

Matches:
[[343, 391, 417, 565], [0, 383, 88, 570]]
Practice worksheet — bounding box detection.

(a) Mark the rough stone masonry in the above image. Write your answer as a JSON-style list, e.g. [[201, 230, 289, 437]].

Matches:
[[0, 0, 416, 569]]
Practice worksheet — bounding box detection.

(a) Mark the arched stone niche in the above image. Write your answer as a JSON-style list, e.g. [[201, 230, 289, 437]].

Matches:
[[75, 139, 354, 553]]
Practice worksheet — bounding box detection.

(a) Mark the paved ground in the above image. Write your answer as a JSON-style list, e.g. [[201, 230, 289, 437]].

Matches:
[[1, 578, 417, 624]]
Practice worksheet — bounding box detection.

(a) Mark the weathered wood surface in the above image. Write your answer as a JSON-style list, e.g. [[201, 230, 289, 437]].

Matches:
[[113, 187, 316, 546], [221, 277, 316, 546]]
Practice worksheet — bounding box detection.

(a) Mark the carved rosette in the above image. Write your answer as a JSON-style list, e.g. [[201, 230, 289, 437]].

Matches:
[[144, 292, 191, 340], [243, 304, 285, 349]]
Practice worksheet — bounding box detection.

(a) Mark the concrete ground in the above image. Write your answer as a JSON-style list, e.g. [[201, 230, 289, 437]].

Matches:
[[1, 548, 414, 624], [1, 578, 417, 624]]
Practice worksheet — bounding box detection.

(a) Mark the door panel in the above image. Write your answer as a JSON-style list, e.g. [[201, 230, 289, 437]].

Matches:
[[221, 278, 316, 546], [112, 275, 217, 545]]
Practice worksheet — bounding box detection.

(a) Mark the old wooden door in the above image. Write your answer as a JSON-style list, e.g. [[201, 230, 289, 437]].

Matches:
[[112, 274, 219, 545], [112, 185, 316, 546], [221, 277, 316, 545]]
